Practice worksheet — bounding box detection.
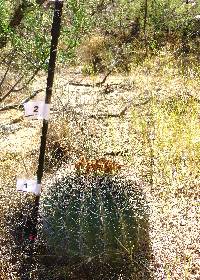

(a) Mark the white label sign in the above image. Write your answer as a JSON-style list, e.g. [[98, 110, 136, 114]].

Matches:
[[16, 179, 41, 195], [24, 101, 50, 120]]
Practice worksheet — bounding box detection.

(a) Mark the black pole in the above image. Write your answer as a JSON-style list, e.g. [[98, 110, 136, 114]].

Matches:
[[21, 1, 63, 278], [34, 0, 63, 239], [37, 0, 63, 183], [33, 0, 63, 237]]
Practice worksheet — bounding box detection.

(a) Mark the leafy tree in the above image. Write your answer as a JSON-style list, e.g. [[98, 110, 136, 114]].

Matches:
[[0, 0, 199, 103]]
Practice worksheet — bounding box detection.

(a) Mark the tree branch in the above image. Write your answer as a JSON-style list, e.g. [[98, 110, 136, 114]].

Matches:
[[0, 76, 24, 103], [0, 55, 14, 91], [0, 1, 35, 49]]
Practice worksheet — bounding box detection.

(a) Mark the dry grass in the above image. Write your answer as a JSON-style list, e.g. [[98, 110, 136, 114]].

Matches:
[[0, 49, 199, 279], [77, 34, 109, 73], [128, 52, 200, 279]]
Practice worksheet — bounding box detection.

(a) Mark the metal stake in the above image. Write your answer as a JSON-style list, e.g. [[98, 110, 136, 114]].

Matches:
[[21, 1, 63, 278]]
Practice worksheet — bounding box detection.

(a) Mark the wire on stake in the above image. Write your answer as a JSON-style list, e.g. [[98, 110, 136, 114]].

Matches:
[[17, 1, 64, 278]]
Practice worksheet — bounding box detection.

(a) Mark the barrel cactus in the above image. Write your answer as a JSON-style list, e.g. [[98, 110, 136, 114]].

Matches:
[[40, 173, 151, 279]]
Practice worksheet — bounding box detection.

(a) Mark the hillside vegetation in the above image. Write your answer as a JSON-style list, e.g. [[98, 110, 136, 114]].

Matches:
[[0, 1, 200, 280]]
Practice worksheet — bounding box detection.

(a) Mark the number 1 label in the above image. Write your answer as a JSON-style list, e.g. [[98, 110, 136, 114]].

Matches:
[[16, 179, 41, 195]]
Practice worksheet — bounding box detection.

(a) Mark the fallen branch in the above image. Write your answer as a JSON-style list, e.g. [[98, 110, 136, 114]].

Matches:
[[104, 149, 129, 156], [0, 89, 43, 112], [87, 99, 150, 119], [88, 107, 129, 119], [68, 81, 94, 87], [68, 64, 116, 88], [96, 68, 114, 86], [0, 104, 19, 111]]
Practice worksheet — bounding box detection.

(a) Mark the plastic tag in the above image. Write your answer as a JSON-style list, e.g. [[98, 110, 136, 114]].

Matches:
[[16, 179, 41, 195], [24, 101, 50, 120]]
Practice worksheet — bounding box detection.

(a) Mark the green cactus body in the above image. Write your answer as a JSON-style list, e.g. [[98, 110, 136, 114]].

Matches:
[[63, 188, 81, 255], [42, 177, 82, 255], [99, 177, 121, 251], [120, 203, 138, 255], [80, 183, 104, 257], [118, 190, 138, 249], [41, 174, 148, 266]]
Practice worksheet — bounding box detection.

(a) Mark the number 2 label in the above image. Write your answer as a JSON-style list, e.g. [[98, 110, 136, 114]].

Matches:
[[33, 106, 39, 113], [24, 102, 50, 120]]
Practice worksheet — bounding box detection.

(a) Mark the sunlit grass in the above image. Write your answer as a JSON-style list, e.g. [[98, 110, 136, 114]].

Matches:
[[153, 97, 200, 180], [131, 94, 200, 192], [130, 48, 200, 197], [129, 58, 200, 278]]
